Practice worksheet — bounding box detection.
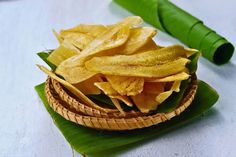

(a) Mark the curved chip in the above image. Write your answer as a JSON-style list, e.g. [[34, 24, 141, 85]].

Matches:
[[73, 75, 102, 95], [47, 39, 80, 66], [155, 81, 181, 104], [106, 75, 144, 96], [94, 82, 133, 107], [120, 27, 157, 54], [63, 32, 93, 50], [60, 24, 107, 38], [37, 65, 115, 113], [131, 82, 164, 113], [85, 57, 190, 78], [145, 72, 190, 82], [56, 17, 143, 84]]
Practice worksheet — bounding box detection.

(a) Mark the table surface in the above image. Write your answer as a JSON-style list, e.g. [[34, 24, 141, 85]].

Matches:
[[0, 0, 236, 156]]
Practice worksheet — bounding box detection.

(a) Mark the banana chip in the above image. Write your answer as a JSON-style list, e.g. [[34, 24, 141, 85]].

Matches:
[[86, 57, 190, 78], [39, 16, 198, 114], [56, 16, 143, 84], [63, 32, 93, 50], [47, 39, 79, 66], [60, 24, 107, 38], [74, 75, 102, 95], [37, 65, 115, 113], [131, 82, 164, 113], [155, 81, 181, 104], [120, 27, 157, 54], [145, 72, 190, 82], [94, 82, 133, 107], [106, 75, 144, 96]]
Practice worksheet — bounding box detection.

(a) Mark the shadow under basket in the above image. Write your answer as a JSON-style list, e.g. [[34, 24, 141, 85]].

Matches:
[[45, 74, 198, 131]]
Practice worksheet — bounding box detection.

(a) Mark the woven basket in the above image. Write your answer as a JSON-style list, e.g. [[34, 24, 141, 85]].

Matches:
[[45, 74, 197, 131]]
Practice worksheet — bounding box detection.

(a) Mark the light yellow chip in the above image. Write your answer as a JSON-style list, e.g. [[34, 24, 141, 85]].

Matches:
[[47, 40, 79, 66], [145, 72, 190, 82], [52, 29, 63, 44], [73, 75, 102, 95], [155, 81, 181, 104], [37, 65, 116, 113], [120, 27, 157, 54], [85, 45, 189, 68], [94, 82, 133, 107], [106, 75, 144, 96], [136, 39, 162, 53], [60, 24, 107, 38], [56, 16, 142, 84], [85, 57, 190, 78], [63, 32, 93, 50], [56, 65, 97, 84]]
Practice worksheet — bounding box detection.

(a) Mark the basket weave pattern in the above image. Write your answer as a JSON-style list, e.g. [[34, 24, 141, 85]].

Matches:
[[45, 75, 197, 130]]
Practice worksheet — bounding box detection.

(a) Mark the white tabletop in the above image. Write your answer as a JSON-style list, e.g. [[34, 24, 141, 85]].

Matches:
[[0, 0, 235, 156]]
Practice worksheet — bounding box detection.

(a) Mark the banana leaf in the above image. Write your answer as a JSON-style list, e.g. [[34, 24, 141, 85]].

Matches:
[[37, 51, 56, 71], [35, 80, 218, 156], [114, 0, 234, 64]]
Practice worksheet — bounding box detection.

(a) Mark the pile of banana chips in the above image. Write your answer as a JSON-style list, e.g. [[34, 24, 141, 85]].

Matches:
[[38, 16, 198, 114]]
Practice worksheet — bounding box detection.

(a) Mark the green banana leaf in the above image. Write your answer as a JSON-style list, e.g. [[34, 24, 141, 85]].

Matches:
[[35, 80, 218, 156], [37, 51, 56, 71], [114, 0, 234, 64]]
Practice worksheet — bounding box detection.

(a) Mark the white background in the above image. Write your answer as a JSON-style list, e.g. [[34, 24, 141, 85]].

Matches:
[[0, 0, 236, 157]]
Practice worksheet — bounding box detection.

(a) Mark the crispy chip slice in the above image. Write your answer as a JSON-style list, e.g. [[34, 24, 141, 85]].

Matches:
[[131, 82, 164, 113], [131, 93, 158, 113], [85, 45, 189, 67], [37, 65, 116, 113], [60, 24, 107, 38], [94, 82, 133, 107], [120, 27, 157, 54], [73, 75, 102, 95], [110, 98, 125, 114], [47, 40, 79, 66], [155, 81, 181, 104], [56, 65, 97, 83], [137, 39, 161, 53], [86, 57, 190, 78], [105, 75, 144, 96], [145, 72, 190, 82], [63, 32, 93, 50], [56, 16, 142, 84], [52, 29, 63, 44]]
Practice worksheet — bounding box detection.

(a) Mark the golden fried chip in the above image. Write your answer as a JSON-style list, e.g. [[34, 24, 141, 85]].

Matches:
[[136, 39, 162, 53], [60, 24, 107, 38], [63, 32, 93, 50], [73, 75, 102, 95], [132, 92, 158, 113], [86, 57, 190, 78], [37, 65, 115, 113], [52, 29, 63, 43], [155, 81, 181, 104], [120, 27, 157, 54], [94, 82, 133, 107], [47, 40, 79, 66], [145, 72, 190, 82], [105, 75, 144, 96], [131, 82, 164, 113], [56, 17, 142, 84], [110, 98, 125, 114], [84, 45, 189, 68], [56, 65, 97, 83]]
